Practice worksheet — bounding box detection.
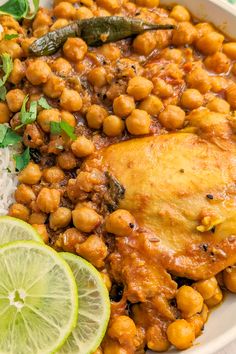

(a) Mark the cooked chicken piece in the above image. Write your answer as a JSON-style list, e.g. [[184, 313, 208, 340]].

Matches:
[[85, 132, 236, 280]]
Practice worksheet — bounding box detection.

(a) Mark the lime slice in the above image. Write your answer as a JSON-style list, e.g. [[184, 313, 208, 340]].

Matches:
[[59, 253, 110, 354], [0, 241, 78, 354], [0, 216, 43, 245]]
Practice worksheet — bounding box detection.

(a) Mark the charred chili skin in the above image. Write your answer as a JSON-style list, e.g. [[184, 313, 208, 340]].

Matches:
[[29, 16, 176, 56]]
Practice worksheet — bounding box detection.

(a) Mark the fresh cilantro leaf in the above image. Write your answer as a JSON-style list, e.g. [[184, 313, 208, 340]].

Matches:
[[4, 34, 19, 40], [0, 53, 13, 85], [25, 0, 40, 20], [14, 147, 30, 171], [18, 96, 37, 127], [0, 127, 22, 147], [61, 121, 77, 140], [0, 86, 7, 101], [0, 125, 8, 143], [38, 97, 52, 109], [0, 0, 34, 20], [50, 121, 77, 140], [50, 121, 62, 135]]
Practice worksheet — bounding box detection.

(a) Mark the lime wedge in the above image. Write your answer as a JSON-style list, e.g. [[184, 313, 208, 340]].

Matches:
[[59, 253, 110, 354], [0, 241, 78, 354], [0, 216, 43, 245]]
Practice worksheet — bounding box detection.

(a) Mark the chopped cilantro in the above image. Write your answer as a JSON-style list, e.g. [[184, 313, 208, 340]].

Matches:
[[50, 121, 77, 141], [0, 125, 8, 144], [0, 126, 22, 148], [0, 53, 13, 100], [14, 147, 30, 171], [17, 96, 38, 128], [4, 34, 19, 40], [38, 97, 52, 109]]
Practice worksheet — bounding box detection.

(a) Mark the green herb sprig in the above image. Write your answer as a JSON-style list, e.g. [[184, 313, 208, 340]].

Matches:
[[51, 121, 77, 141], [0, 0, 39, 20], [14, 147, 30, 171], [0, 54, 13, 101], [0, 125, 22, 148]]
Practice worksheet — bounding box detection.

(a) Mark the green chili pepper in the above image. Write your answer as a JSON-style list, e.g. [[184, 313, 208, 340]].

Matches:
[[29, 16, 175, 56]]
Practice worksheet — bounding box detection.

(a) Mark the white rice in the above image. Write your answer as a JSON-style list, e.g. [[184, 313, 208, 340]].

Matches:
[[0, 147, 18, 215]]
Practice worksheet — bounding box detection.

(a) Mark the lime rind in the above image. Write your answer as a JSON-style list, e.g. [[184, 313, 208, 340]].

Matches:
[[59, 253, 111, 354], [0, 241, 78, 354], [0, 216, 43, 245]]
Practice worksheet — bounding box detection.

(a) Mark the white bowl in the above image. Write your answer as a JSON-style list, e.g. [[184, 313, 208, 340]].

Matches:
[[40, 0, 236, 352]]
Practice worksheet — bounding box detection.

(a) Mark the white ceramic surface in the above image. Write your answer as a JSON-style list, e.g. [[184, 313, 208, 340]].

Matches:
[[39, 0, 236, 353]]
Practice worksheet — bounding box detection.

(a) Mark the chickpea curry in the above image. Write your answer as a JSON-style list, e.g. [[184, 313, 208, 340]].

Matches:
[[1, 0, 236, 352]]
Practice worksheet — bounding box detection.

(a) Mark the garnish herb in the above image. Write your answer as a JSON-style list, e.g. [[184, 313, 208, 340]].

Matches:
[[14, 147, 30, 171], [0, 0, 39, 20], [0, 54, 13, 100], [17, 96, 38, 128], [29, 17, 175, 56], [38, 97, 52, 109], [4, 34, 19, 40], [50, 121, 77, 140], [0, 126, 22, 148]]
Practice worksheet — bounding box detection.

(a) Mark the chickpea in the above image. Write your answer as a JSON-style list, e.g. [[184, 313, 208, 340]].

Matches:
[[170, 5, 190, 22], [18, 162, 42, 185], [195, 22, 214, 37], [33, 25, 49, 38], [103, 339, 129, 354], [158, 105, 185, 130], [6, 89, 26, 113], [96, 0, 120, 12], [187, 314, 204, 337], [23, 123, 44, 148], [62, 227, 85, 252], [75, 234, 108, 268], [133, 31, 157, 56], [32, 224, 49, 243], [126, 109, 151, 135], [167, 319, 195, 350], [0, 102, 10, 123], [72, 206, 102, 232], [50, 18, 69, 31], [186, 68, 211, 94], [193, 277, 218, 300], [98, 43, 121, 61], [73, 7, 93, 19], [205, 286, 223, 308], [43, 75, 65, 98], [196, 32, 224, 55], [33, 9, 52, 29], [15, 184, 36, 205], [86, 104, 108, 129], [0, 40, 22, 59], [42, 166, 65, 183], [105, 209, 135, 236], [223, 266, 236, 293], [172, 22, 197, 46], [8, 59, 25, 85], [37, 109, 61, 133], [8, 203, 30, 222], [26, 60, 51, 85], [21, 37, 37, 57], [152, 77, 173, 98], [103, 115, 124, 137], [29, 212, 47, 225], [60, 88, 82, 112], [113, 95, 135, 118], [139, 95, 163, 116], [51, 58, 72, 76], [36, 188, 60, 213], [161, 48, 183, 63], [61, 111, 76, 127], [223, 42, 236, 60], [135, 0, 159, 6], [127, 76, 153, 101], [100, 271, 112, 291], [54, 1, 76, 19], [181, 89, 204, 110], [57, 151, 77, 170], [108, 316, 137, 346], [49, 207, 72, 230], [176, 286, 203, 318], [146, 325, 170, 352], [88, 67, 107, 88], [226, 84, 236, 109], [63, 38, 87, 62], [211, 76, 229, 93], [75, 170, 104, 193], [204, 52, 231, 74], [71, 136, 95, 157], [206, 97, 230, 114], [93, 348, 103, 354]]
